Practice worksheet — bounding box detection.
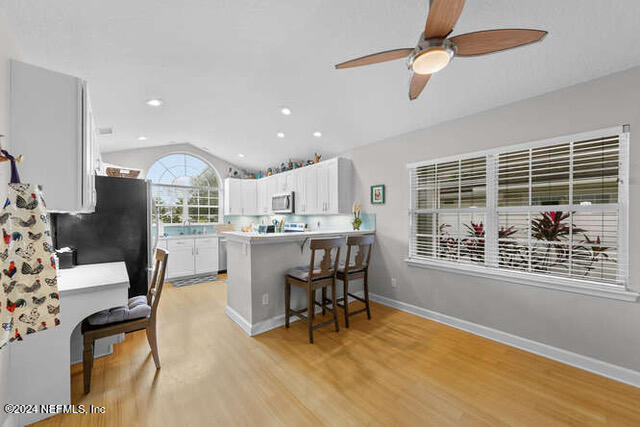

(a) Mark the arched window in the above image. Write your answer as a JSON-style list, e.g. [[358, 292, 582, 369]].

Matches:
[[147, 153, 220, 225]]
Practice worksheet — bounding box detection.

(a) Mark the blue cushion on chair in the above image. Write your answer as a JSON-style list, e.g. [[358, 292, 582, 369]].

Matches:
[[87, 296, 151, 326]]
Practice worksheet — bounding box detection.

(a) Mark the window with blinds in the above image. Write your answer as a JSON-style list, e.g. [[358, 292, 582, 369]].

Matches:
[[408, 127, 628, 288]]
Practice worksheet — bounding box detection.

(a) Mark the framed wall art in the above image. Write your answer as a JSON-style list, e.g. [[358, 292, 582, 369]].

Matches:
[[370, 184, 385, 205]]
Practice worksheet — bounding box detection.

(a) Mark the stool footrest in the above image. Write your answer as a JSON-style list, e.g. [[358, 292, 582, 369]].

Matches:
[[289, 309, 308, 322], [347, 307, 368, 317], [314, 300, 336, 309], [312, 319, 336, 331], [336, 293, 366, 307]]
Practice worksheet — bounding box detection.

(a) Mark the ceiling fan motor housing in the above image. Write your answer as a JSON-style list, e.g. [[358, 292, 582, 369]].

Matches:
[[408, 36, 457, 74]]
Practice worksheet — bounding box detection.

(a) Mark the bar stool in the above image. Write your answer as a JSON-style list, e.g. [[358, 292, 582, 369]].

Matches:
[[284, 237, 343, 343], [336, 234, 374, 327]]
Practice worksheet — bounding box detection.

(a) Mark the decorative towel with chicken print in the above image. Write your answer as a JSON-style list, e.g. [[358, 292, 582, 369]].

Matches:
[[0, 183, 59, 348]]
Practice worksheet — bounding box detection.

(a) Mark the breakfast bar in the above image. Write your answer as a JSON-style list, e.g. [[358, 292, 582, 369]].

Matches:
[[224, 230, 374, 335]]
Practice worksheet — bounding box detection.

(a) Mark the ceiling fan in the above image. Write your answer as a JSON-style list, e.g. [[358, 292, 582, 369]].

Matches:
[[335, 0, 547, 100]]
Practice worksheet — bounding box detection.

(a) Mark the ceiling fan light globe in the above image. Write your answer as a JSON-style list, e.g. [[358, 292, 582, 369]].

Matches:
[[411, 48, 452, 74]]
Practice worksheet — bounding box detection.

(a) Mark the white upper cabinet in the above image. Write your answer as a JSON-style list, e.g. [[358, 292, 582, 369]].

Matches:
[[317, 159, 341, 214], [223, 158, 352, 217], [306, 158, 351, 215], [224, 178, 243, 215], [241, 180, 257, 215], [266, 176, 278, 214], [294, 168, 308, 214], [224, 178, 258, 215], [305, 166, 320, 214], [10, 60, 98, 212], [256, 179, 269, 215], [275, 172, 294, 194]]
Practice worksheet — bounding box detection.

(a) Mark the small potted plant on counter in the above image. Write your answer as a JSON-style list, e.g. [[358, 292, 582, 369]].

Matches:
[[352, 202, 362, 230]]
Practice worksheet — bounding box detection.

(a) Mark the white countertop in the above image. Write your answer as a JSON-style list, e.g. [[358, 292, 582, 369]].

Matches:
[[57, 261, 129, 294], [158, 234, 221, 240], [223, 229, 374, 244]]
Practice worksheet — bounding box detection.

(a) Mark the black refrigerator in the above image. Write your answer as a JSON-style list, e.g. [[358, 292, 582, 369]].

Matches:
[[52, 176, 152, 297]]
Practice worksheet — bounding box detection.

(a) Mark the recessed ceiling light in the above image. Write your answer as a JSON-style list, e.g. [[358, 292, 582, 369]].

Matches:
[[313, 131, 322, 138], [137, 136, 148, 141], [280, 107, 291, 116], [146, 98, 164, 107], [277, 132, 285, 138], [238, 153, 245, 158]]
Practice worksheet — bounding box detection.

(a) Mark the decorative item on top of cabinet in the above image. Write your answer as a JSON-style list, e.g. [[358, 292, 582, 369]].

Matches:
[[255, 153, 322, 179], [106, 167, 141, 179], [371, 184, 385, 205], [10, 60, 98, 213]]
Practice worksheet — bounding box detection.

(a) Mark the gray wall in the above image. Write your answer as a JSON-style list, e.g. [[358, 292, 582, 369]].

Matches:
[[343, 65, 640, 372], [0, 6, 16, 426], [101, 142, 247, 183]]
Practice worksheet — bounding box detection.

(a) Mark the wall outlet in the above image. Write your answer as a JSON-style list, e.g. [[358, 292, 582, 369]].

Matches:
[[391, 278, 397, 288], [262, 293, 269, 305]]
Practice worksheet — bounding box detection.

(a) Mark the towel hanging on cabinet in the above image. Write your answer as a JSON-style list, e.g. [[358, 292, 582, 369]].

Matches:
[[0, 149, 60, 348]]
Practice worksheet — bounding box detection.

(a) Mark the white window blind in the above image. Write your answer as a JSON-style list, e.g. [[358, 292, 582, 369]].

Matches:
[[408, 126, 629, 289]]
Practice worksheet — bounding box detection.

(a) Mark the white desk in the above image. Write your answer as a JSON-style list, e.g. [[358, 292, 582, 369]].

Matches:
[[8, 262, 129, 426]]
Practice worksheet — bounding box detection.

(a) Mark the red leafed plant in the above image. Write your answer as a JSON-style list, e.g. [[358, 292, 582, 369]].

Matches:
[[460, 222, 521, 264], [572, 234, 611, 276], [531, 211, 583, 241], [433, 212, 612, 279]]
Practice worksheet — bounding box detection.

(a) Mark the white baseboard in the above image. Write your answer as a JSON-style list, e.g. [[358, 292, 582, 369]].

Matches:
[[369, 292, 640, 388], [226, 294, 363, 336], [225, 305, 323, 336], [224, 305, 253, 336]]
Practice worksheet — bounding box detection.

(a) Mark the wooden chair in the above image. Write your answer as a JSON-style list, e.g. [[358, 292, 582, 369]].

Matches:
[[336, 234, 374, 327], [285, 237, 343, 343], [81, 249, 168, 394]]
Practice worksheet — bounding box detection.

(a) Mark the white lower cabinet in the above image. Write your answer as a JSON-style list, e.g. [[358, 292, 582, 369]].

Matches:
[[161, 237, 219, 279], [167, 239, 196, 278], [195, 237, 219, 274]]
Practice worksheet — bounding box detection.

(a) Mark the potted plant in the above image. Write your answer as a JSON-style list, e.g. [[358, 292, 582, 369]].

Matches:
[[352, 202, 362, 230]]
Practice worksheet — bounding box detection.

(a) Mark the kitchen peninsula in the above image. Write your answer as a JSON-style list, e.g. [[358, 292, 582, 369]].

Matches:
[[224, 229, 374, 335]]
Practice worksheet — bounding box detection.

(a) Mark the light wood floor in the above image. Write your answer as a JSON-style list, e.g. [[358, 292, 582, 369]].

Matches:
[[34, 275, 640, 426]]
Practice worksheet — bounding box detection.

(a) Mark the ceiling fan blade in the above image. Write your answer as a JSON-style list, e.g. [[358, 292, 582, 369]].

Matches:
[[335, 48, 414, 69], [409, 72, 431, 100], [424, 0, 466, 39], [451, 29, 547, 57]]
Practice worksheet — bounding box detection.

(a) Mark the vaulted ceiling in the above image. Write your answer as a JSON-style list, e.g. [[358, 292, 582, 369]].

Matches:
[[5, 0, 640, 169]]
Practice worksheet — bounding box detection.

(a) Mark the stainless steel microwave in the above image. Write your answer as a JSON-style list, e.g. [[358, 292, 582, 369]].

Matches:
[[272, 192, 294, 213]]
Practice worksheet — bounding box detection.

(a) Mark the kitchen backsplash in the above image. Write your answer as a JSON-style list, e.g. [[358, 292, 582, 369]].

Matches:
[[155, 214, 375, 237], [223, 213, 376, 231], [158, 224, 217, 236]]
